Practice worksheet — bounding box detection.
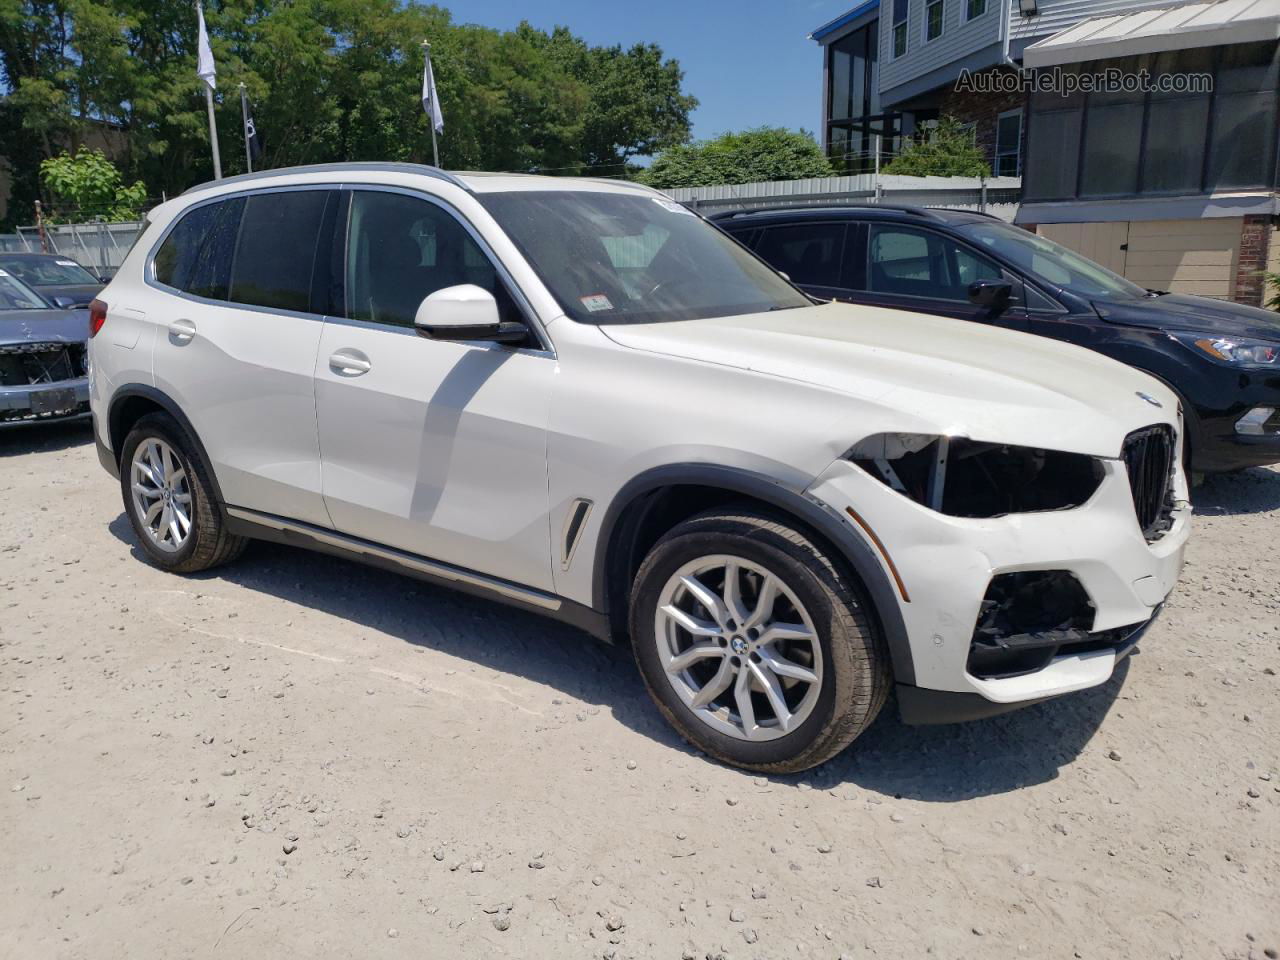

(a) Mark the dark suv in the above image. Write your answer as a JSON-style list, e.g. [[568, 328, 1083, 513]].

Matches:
[[713, 206, 1280, 474]]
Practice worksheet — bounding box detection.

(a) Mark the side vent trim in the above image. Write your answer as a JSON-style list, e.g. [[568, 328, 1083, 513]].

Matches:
[[561, 498, 593, 571]]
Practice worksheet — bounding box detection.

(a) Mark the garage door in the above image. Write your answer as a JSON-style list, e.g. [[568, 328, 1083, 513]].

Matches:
[[1038, 218, 1242, 300]]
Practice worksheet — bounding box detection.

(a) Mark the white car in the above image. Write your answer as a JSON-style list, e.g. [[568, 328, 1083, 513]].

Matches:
[[87, 164, 1190, 772]]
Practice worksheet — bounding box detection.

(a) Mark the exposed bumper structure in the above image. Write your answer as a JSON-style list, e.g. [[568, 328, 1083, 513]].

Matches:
[[0, 376, 90, 427], [808, 453, 1189, 712]]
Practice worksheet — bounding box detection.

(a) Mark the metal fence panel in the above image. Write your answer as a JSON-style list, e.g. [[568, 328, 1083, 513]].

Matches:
[[2, 220, 145, 277], [661, 175, 1022, 221]]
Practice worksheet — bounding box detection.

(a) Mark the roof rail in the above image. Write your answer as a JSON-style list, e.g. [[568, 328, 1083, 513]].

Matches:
[[181, 162, 471, 197], [710, 204, 946, 221]]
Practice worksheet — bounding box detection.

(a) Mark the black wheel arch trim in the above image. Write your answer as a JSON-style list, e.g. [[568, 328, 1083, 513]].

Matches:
[[105, 384, 229, 515], [592, 463, 916, 686]]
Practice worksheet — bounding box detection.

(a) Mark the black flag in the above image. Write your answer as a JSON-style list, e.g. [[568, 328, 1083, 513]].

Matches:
[[239, 83, 265, 172], [245, 107, 264, 167]]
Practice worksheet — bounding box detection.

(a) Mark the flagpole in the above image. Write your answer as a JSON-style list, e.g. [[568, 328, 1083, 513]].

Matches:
[[239, 83, 252, 173], [423, 41, 439, 167], [196, 1, 221, 180], [205, 84, 222, 180]]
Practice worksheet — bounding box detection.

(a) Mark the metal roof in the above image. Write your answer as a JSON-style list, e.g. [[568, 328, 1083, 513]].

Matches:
[[1023, 0, 1280, 68], [809, 0, 880, 43]]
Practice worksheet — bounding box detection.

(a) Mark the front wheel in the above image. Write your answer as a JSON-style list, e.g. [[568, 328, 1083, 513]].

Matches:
[[630, 509, 890, 773]]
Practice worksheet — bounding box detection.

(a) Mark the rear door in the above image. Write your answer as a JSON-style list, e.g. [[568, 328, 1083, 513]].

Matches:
[[149, 188, 339, 527], [750, 222, 849, 301]]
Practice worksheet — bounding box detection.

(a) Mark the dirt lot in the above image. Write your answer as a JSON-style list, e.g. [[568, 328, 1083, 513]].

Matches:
[[1, 421, 1277, 960]]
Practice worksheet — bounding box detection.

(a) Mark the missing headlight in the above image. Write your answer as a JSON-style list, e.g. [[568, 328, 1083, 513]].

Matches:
[[849, 433, 1104, 518]]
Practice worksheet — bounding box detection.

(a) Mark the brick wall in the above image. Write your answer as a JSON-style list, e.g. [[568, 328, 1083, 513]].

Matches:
[[1235, 214, 1273, 307], [938, 67, 1027, 174]]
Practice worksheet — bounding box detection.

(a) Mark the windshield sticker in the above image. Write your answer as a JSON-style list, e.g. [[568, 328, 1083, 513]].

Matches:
[[55, 259, 78, 267], [652, 197, 695, 216], [579, 294, 613, 313]]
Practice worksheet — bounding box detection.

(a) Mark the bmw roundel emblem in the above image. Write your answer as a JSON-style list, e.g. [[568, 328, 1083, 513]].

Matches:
[[1136, 391, 1163, 408]]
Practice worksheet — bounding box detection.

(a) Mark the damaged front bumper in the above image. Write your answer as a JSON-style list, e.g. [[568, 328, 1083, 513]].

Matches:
[[807, 453, 1189, 719], [0, 376, 91, 427]]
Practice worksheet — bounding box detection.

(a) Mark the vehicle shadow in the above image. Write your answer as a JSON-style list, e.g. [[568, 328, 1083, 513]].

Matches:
[[1193, 465, 1280, 516], [0, 418, 93, 457], [108, 515, 1126, 800]]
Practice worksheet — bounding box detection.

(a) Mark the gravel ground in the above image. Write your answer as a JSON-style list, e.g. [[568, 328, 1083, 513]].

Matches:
[[2, 421, 1277, 960]]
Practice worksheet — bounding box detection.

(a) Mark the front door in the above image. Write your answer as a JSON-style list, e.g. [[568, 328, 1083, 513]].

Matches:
[[859, 222, 1021, 325], [313, 188, 556, 592]]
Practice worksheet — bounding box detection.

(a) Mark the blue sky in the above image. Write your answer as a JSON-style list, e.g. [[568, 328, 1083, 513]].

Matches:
[[448, 0, 855, 141]]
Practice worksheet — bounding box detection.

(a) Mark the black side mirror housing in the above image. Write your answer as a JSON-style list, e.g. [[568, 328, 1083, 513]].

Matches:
[[967, 279, 1013, 310]]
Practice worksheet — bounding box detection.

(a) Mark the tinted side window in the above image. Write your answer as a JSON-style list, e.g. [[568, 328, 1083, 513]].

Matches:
[[227, 191, 332, 313], [868, 225, 1001, 302], [345, 190, 520, 328], [154, 197, 244, 300], [754, 224, 846, 288]]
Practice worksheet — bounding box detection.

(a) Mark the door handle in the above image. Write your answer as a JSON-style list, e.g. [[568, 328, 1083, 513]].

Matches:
[[167, 319, 196, 343], [329, 350, 372, 376]]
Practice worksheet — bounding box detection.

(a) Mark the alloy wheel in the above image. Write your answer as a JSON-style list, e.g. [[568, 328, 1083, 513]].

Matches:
[[653, 554, 823, 742], [130, 438, 193, 553]]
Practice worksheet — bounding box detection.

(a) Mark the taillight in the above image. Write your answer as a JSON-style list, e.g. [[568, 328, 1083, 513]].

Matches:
[[88, 298, 108, 338]]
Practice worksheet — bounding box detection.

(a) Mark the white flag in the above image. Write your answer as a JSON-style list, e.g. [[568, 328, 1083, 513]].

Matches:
[[196, 3, 216, 91], [421, 49, 444, 134]]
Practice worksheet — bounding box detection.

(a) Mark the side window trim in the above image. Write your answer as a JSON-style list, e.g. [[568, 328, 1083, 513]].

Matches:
[[146, 183, 344, 323], [337, 185, 552, 354]]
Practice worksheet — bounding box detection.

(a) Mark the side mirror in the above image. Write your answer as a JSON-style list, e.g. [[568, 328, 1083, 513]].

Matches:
[[413, 284, 526, 345], [967, 279, 1013, 310], [51, 295, 79, 310]]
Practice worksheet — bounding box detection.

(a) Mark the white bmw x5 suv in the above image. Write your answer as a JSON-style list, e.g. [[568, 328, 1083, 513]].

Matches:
[[88, 164, 1189, 772]]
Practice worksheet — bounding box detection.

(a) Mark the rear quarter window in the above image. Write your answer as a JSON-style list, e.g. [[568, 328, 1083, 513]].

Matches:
[[153, 197, 245, 301]]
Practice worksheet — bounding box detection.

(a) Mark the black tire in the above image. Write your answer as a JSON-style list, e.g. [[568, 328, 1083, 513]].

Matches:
[[630, 508, 890, 774], [119, 412, 247, 573]]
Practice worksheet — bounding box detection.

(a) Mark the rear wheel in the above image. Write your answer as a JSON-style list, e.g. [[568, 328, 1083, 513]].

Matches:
[[120, 413, 246, 573], [630, 509, 890, 773]]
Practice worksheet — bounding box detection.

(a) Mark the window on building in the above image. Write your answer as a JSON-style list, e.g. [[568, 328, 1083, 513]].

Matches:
[[925, 0, 944, 42], [965, 0, 986, 20], [1141, 48, 1212, 195], [1206, 41, 1279, 191], [1025, 41, 1280, 202], [893, 0, 909, 57], [1023, 65, 1085, 201], [994, 109, 1022, 176], [1079, 56, 1144, 198]]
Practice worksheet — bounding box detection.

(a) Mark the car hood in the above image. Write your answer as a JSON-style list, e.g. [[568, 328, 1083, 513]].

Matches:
[[599, 302, 1179, 459], [34, 282, 103, 308], [1095, 292, 1280, 340], [0, 308, 89, 345]]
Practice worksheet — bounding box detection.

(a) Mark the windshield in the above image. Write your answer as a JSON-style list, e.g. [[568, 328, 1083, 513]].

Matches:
[[0, 270, 50, 310], [956, 221, 1148, 300], [0, 256, 100, 286], [478, 190, 811, 324]]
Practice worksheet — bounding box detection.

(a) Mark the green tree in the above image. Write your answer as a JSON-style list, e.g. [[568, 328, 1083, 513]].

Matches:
[[0, 0, 698, 226], [39, 147, 146, 220], [640, 127, 833, 189], [881, 115, 990, 178]]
